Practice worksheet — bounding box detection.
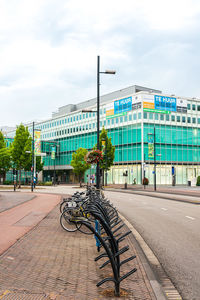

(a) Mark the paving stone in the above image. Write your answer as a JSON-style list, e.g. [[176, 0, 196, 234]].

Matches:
[[0, 203, 156, 299]]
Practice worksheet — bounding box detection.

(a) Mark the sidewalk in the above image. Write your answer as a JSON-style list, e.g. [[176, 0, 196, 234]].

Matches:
[[104, 184, 200, 204], [0, 199, 157, 300]]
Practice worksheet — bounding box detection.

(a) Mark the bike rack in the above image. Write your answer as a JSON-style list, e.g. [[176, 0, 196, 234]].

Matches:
[[76, 195, 137, 297]]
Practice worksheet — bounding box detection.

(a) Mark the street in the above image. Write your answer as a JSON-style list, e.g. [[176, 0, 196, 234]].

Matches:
[[105, 190, 200, 300]]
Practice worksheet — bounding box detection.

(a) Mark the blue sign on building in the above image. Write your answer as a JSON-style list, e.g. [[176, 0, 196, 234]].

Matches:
[[154, 95, 176, 112], [114, 97, 132, 114]]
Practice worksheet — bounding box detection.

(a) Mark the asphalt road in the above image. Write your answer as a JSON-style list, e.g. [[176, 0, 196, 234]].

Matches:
[[105, 190, 200, 300]]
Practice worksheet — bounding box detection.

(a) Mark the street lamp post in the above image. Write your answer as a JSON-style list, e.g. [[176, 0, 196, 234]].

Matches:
[[31, 121, 34, 192], [154, 126, 156, 191], [96, 55, 115, 189]]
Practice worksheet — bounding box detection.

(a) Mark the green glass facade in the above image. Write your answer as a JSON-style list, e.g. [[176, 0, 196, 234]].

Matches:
[[6, 86, 200, 185]]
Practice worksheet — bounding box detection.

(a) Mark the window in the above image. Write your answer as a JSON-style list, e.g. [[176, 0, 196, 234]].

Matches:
[[116, 118, 119, 124], [86, 113, 88, 118], [177, 116, 180, 122], [155, 114, 159, 120], [108, 119, 110, 125], [89, 112, 91, 118], [198, 118, 200, 124], [100, 121, 102, 127], [111, 119, 114, 125], [192, 104, 196, 111], [124, 116, 128, 122], [129, 114, 132, 121], [70, 117, 72, 122], [79, 115, 82, 120], [120, 116, 123, 123], [192, 117, 196, 124], [171, 115, 175, 121], [187, 103, 191, 110], [93, 112, 96, 117], [77, 116, 78, 121], [89, 124, 91, 129], [197, 105, 200, 111], [144, 112, 147, 119], [104, 120, 106, 126], [133, 114, 137, 120], [86, 124, 88, 130], [182, 116, 186, 123], [83, 114, 85, 119], [62, 120, 64, 124], [93, 123, 95, 128], [149, 113, 153, 120], [166, 115, 170, 121], [187, 117, 191, 123], [160, 114, 164, 121], [104, 108, 106, 114], [73, 116, 75, 121], [138, 112, 141, 119], [65, 119, 67, 124]]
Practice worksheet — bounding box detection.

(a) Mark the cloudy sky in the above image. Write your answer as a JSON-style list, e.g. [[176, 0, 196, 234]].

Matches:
[[1, 0, 200, 127]]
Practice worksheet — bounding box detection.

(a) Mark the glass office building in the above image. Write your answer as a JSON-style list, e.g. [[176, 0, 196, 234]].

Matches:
[[7, 85, 200, 185]]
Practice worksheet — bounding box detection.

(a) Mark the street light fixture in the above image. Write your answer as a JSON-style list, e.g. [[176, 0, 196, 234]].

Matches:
[[96, 56, 116, 190]]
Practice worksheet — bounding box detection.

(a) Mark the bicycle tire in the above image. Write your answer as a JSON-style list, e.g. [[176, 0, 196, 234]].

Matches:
[[60, 211, 82, 232], [60, 201, 68, 213], [77, 221, 94, 235]]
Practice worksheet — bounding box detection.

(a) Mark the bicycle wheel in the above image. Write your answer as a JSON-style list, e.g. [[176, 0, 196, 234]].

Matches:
[[77, 219, 94, 235], [60, 211, 81, 232], [60, 201, 68, 213]]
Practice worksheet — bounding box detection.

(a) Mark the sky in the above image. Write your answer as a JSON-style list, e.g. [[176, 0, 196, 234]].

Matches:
[[1, 0, 200, 127]]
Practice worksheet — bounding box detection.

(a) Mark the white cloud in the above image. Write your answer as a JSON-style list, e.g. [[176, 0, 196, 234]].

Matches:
[[0, 0, 200, 126]]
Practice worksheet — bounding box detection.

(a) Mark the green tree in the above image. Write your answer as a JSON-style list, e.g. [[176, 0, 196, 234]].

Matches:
[[11, 124, 32, 187], [95, 127, 115, 185], [71, 148, 90, 187], [0, 131, 6, 148], [0, 132, 11, 183]]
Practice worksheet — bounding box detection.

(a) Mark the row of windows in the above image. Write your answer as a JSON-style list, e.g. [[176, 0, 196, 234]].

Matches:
[[187, 103, 200, 111], [39, 101, 200, 130], [38, 108, 112, 130], [41, 113, 143, 139], [144, 112, 200, 124]]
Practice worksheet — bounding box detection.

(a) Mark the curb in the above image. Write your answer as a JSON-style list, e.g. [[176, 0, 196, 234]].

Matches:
[[119, 212, 182, 300], [106, 188, 200, 205]]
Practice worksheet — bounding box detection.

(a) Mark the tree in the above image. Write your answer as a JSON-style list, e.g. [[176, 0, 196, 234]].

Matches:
[[95, 127, 115, 185], [11, 124, 32, 187], [0, 132, 11, 183], [70, 148, 90, 187]]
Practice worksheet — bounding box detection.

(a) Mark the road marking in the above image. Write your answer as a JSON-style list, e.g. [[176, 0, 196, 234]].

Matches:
[[185, 216, 195, 220], [161, 208, 168, 211]]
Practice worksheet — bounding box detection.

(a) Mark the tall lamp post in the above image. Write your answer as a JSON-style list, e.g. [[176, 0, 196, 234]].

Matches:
[[96, 55, 115, 189], [31, 121, 34, 192]]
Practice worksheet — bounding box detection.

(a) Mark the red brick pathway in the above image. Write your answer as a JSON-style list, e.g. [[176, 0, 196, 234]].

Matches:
[[0, 204, 156, 299]]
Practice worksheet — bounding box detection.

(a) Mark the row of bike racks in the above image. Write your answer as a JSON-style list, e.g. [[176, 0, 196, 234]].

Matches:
[[75, 189, 137, 297]]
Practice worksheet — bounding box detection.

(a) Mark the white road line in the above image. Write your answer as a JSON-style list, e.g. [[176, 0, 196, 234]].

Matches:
[[185, 216, 195, 220], [161, 208, 168, 211]]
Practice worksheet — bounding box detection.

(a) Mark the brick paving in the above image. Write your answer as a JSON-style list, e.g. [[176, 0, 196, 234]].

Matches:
[[0, 203, 156, 299]]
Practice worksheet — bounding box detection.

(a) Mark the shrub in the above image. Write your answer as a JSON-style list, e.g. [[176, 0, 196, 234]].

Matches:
[[196, 176, 200, 186], [37, 181, 52, 186], [44, 181, 52, 186], [3, 180, 12, 185]]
